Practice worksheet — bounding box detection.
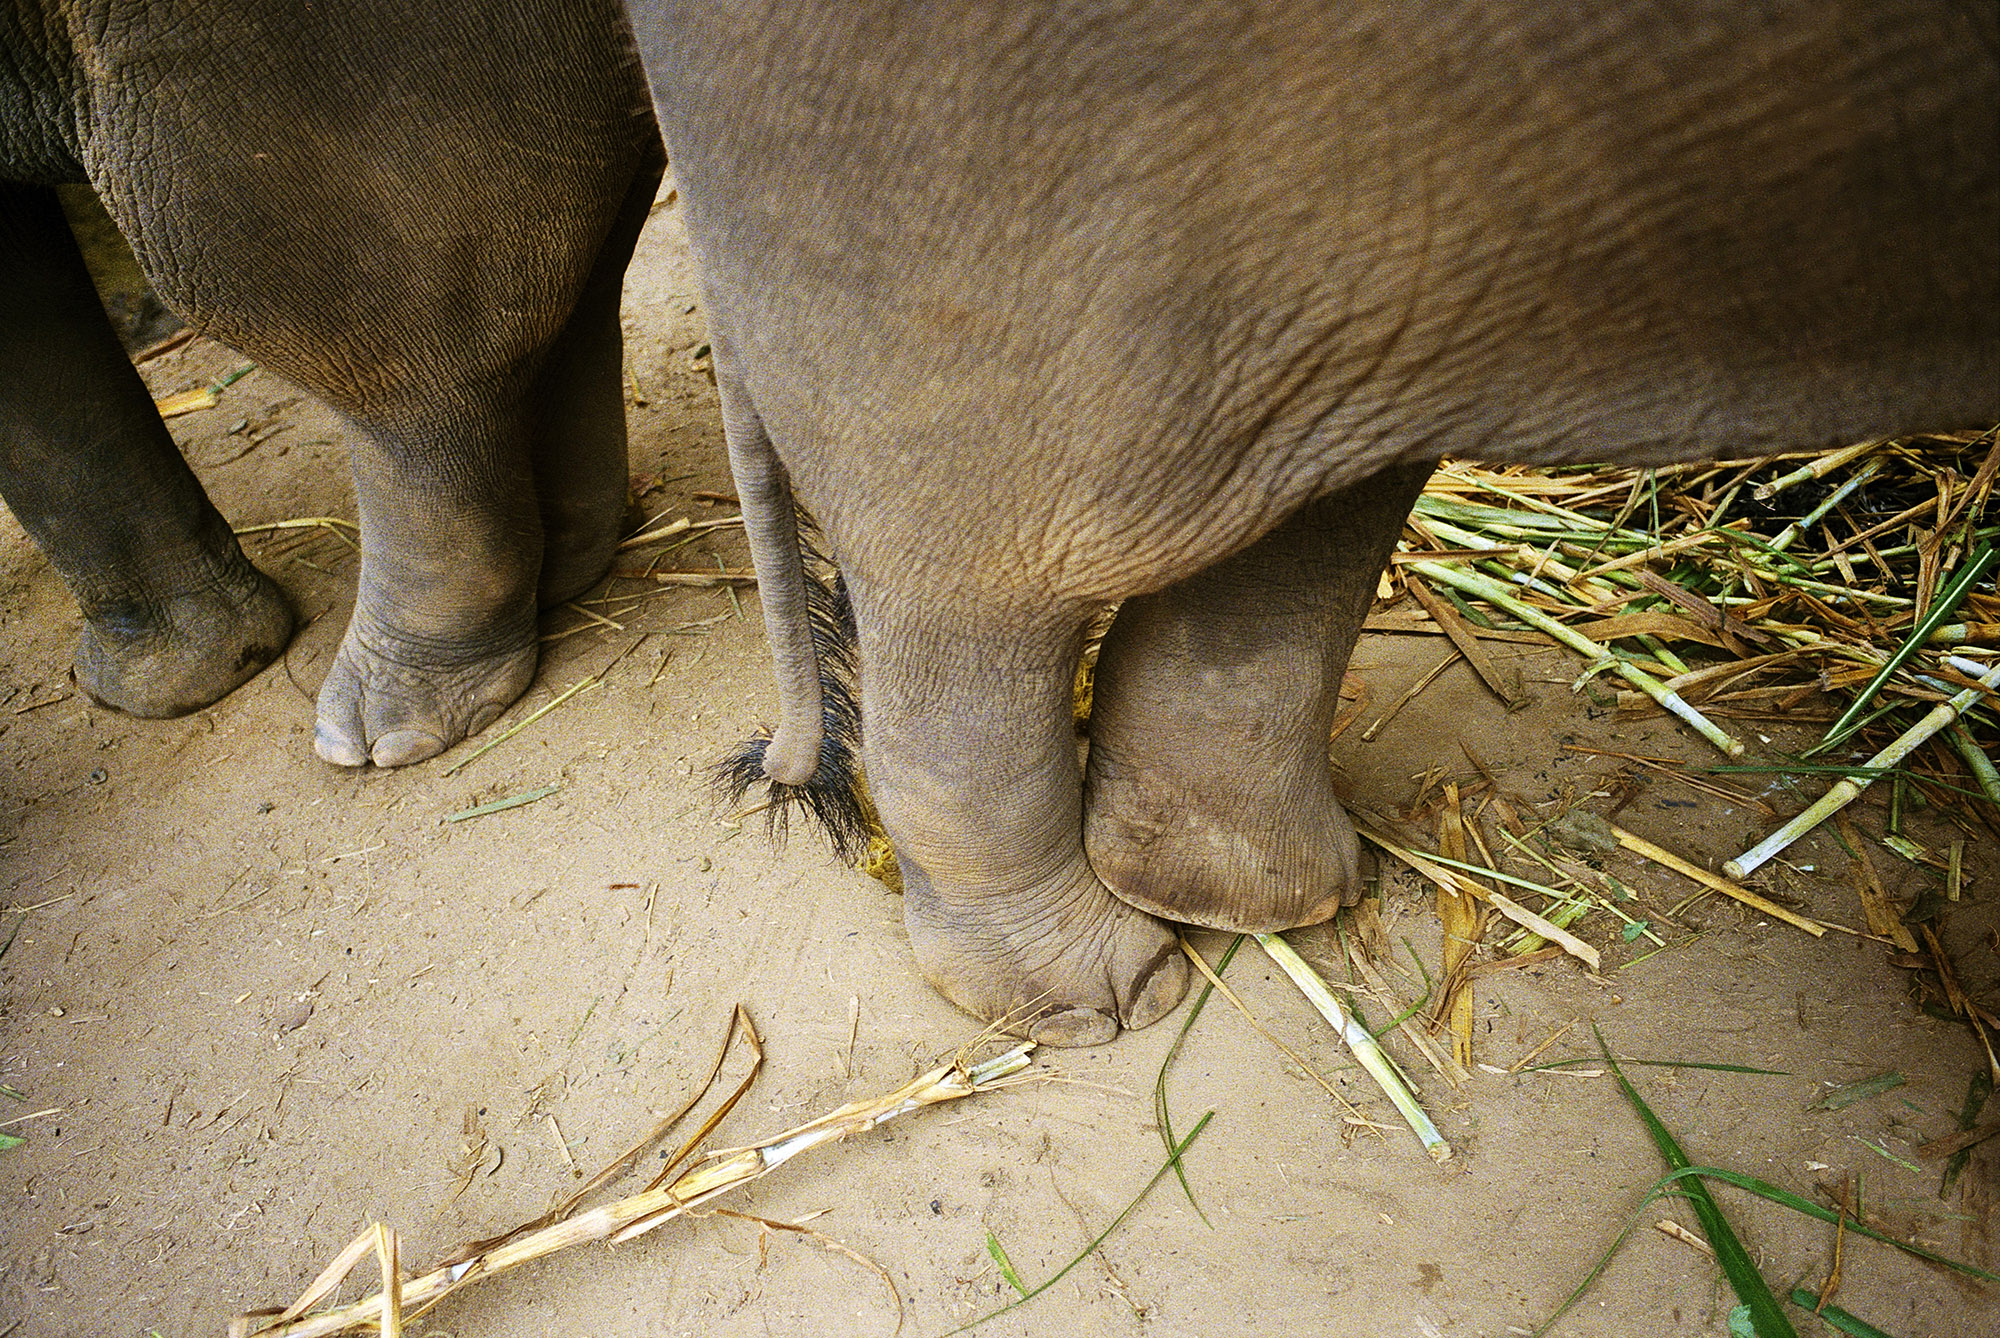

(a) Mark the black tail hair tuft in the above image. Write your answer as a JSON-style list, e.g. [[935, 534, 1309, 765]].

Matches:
[[714, 518, 870, 864]]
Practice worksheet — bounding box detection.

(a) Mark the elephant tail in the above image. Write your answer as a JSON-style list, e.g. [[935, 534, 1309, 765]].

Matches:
[[714, 419, 868, 862]]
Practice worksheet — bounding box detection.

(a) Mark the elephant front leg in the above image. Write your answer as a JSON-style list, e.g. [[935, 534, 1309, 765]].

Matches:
[[853, 589, 1188, 1046], [311, 411, 544, 767], [1083, 464, 1431, 930], [0, 184, 293, 717]]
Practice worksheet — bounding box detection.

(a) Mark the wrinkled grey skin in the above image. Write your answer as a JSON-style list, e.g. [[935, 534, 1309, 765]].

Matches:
[[634, 1, 1999, 1045], [1, 1, 661, 765]]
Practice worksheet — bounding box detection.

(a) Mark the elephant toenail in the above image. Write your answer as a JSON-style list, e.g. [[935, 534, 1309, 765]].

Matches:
[[313, 724, 370, 768], [1123, 947, 1191, 1031], [370, 728, 447, 768], [1027, 1006, 1120, 1048]]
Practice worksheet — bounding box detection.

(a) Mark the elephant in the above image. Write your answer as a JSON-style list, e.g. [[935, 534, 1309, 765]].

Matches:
[[0, 0, 662, 766], [630, 1, 2000, 1044]]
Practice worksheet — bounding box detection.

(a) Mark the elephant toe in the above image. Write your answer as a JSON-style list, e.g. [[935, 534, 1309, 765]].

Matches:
[[75, 565, 293, 718], [312, 607, 536, 769], [313, 719, 371, 768], [1119, 941, 1189, 1032]]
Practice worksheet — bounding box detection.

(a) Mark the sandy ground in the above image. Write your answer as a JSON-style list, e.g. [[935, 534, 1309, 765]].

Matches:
[[2, 188, 1996, 1338]]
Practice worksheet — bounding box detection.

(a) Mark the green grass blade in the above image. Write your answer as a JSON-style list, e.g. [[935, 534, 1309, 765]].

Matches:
[[1942, 1069, 1993, 1197], [1534, 1146, 1993, 1338], [1526, 1057, 1790, 1076], [0, 1132, 23, 1151], [1786, 1288, 1898, 1338], [1595, 1025, 1797, 1338], [1371, 968, 1433, 1037], [1153, 934, 1242, 1223], [1818, 539, 1995, 750], [1528, 1190, 1667, 1336], [1853, 1137, 1922, 1175], [443, 783, 561, 822], [946, 1111, 1215, 1334], [984, 1232, 1028, 1297], [1661, 1167, 1998, 1283], [1806, 1070, 1905, 1110]]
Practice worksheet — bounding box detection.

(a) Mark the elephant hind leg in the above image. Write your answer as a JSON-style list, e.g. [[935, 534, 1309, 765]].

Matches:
[[1083, 464, 1430, 931], [851, 584, 1187, 1045], [310, 155, 663, 770], [527, 151, 665, 606], [0, 183, 294, 718]]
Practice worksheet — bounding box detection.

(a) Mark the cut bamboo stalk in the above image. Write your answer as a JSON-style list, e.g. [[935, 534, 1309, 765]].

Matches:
[[1752, 438, 1886, 501], [1949, 722, 2000, 807], [1605, 824, 1828, 937], [1409, 559, 1746, 758], [1724, 657, 2000, 881], [1570, 527, 1735, 580], [615, 515, 744, 551], [1254, 933, 1451, 1162], [615, 516, 691, 549], [1767, 458, 1885, 553]]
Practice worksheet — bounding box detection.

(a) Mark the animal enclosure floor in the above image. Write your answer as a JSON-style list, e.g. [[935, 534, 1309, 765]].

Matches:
[[2, 187, 1995, 1338]]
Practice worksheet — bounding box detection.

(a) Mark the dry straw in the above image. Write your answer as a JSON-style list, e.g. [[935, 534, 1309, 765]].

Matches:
[[1359, 435, 1994, 1068], [230, 1008, 1033, 1338]]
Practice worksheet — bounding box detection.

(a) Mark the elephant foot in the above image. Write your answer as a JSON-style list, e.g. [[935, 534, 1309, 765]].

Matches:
[[312, 601, 536, 767], [1079, 470, 1430, 931], [901, 857, 1188, 1047], [74, 560, 295, 718], [1084, 756, 1363, 931]]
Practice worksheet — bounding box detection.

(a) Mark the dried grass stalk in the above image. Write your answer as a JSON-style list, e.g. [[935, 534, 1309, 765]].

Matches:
[[1606, 824, 1828, 937], [1341, 937, 1470, 1086], [1359, 824, 1602, 972], [629, 568, 758, 586], [230, 1032, 1033, 1338], [1432, 785, 1486, 1069]]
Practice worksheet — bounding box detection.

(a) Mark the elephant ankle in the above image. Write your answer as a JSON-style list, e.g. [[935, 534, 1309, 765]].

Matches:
[[535, 523, 619, 607]]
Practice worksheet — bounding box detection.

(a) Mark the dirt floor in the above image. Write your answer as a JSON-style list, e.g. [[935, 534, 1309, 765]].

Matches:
[[3, 185, 1997, 1338]]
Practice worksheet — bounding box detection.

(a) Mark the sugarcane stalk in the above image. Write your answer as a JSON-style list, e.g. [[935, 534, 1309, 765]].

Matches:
[[1949, 722, 2000, 808]]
